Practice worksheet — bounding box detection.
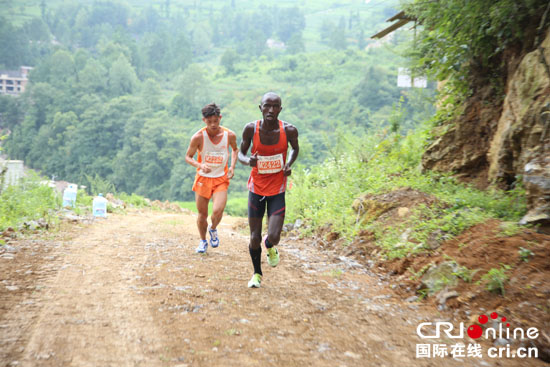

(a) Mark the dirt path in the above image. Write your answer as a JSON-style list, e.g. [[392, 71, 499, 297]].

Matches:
[[0, 210, 546, 367]]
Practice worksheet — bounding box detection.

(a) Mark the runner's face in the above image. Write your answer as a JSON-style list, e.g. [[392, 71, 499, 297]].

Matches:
[[203, 115, 222, 133], [260, 96, 282, 123]]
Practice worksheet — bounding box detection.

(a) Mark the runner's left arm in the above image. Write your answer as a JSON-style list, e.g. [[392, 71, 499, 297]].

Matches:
[[284, 124, 299, 176]]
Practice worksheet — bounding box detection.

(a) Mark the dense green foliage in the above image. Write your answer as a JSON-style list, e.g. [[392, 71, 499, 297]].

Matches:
[[2, 0, 437, 203], [405, 0, 550, 109]]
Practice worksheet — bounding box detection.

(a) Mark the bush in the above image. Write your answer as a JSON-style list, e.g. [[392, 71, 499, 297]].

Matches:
[[286, 125, 527, 258], [225, 196, 247, 217], [480, 265, 511, 295], [0, 173, 60, 231], [118, 192, 151, 208]]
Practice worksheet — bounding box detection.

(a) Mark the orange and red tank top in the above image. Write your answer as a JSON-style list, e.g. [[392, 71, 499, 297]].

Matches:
[[247, 120, 288, 196]]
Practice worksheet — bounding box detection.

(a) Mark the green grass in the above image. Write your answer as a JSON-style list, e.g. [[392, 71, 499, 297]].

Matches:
[[0, 172, 60, 231], [118, 192, 152, 208], [480, 265, 511, 295], [286, 125, 527, 259]]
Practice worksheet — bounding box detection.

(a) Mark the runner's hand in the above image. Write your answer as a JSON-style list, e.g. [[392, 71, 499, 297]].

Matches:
[[227, 167, 234, 179], [249, 153, 258, 167], [200, 163, 212, 173], [283, 163, 292, 176]]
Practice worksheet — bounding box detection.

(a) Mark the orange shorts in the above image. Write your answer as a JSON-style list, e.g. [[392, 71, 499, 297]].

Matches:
[[192, 174, 230, 199]]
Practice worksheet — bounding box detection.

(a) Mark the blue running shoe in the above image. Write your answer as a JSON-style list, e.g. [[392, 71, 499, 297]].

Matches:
[[196, 239, 208, 253], [208, 227, 219, 248]]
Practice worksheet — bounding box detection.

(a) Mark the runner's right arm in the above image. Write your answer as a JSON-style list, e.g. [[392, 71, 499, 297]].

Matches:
[[238, 122, 257, 167], [185, 133, 211, 173]]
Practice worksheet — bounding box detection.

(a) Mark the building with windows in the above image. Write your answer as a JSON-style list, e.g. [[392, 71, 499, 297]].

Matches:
[[0, 66, 32, 96]]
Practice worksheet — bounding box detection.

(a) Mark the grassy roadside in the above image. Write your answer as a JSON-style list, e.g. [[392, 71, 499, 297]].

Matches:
[[286, 127, 526, 258]]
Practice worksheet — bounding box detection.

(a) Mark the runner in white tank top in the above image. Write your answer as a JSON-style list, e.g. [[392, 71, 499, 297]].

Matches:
[[185, 103, 238, 254], [197, 128, 229, 178]]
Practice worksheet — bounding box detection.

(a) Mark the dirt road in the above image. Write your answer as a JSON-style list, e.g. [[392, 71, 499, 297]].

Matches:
[[0, 210, 546, 366]]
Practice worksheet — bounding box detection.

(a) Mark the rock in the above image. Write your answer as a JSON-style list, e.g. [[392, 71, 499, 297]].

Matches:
[[436, 290, 459, 308], [519, 207, 550, 234], [105, 193, 125, 209], [282, 223, 294, 233], [426, 229, 449, 250], [406, 296, 419, 303], [62, 213, 84, 223], [351, 195, 394, 224], [37, 218, 48, 228], [317, 343, 331, 353], [4, 245, 18, 253], [1, 227, 16, 238], [400, 228, 413, 242], [25, 221, 39, 231], [420, 261, 459, 295], [422, 29, 550, 219], [494, 338, 510, 346], [397, 207, 410, 217], [294, 219, 303, 229], [344, 351, 361, 359]]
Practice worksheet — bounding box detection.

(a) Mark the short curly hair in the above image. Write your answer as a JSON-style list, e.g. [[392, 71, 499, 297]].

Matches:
[[202, 103, 221, 118]]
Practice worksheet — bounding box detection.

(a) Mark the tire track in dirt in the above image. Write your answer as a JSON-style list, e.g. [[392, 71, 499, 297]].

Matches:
[[15, 212, 174, 367], [1, 210, 547, 367]]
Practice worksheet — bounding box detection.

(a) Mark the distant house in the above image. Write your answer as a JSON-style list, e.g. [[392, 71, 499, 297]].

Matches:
[[266, 39, 286, 50], [0, 66, 32, 96]]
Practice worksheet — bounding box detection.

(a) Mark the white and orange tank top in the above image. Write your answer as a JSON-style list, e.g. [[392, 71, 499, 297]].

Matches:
[[247, 120, 288, 196], [197, 127, 229, 178]]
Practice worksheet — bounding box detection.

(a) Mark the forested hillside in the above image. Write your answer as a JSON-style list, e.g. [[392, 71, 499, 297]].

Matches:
[[0, 0, 435, 202]]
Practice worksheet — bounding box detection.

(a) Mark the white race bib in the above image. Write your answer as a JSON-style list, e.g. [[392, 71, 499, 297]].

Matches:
[[204, 151, 225, 167], [257, 154, 284, 174]]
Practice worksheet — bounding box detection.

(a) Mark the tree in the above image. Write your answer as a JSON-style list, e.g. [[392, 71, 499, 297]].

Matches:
[[49, 50, 76, 85], [172, 32, 192, 71], [108, 55, 138, 96], [40, 0, 46, 19], [0, 95, 24, 130], [0, 17, 29, 68], [131, 6, 161, 34], [319, 19, 335, 45], [328, 17, 347, 50], [176, 64, 210, 108], [358, 29, 366, 50], [286, 33, 305, 54], [192, 26, 212, 56], [354, 66, 400, 111], [276, 7, 305, 43], [221, 49, 238, 74], [98, 38, 133, 67], [165, 0, 171, 18], [23, 18, 50, 42], [138, 32, 172, 72], [79, 59, 108, 93]]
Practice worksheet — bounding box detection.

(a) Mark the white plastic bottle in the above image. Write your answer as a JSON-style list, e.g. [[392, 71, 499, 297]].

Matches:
[[62, 184, 78, 207], [92, 193, 108, 218]]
